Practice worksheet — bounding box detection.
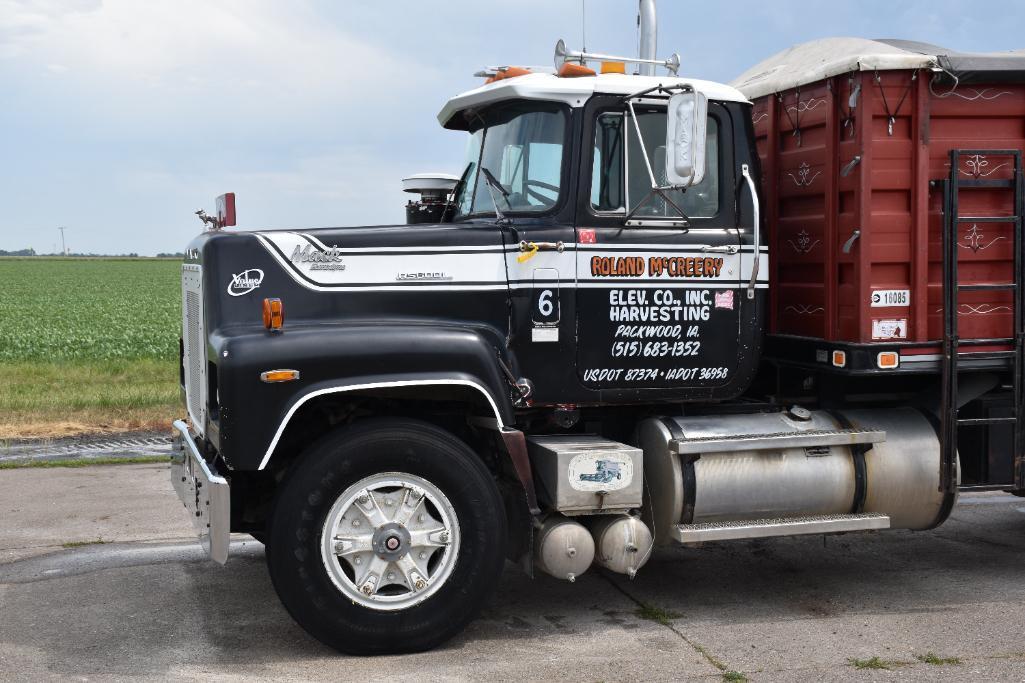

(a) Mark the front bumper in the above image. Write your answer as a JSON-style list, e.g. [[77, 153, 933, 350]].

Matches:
[[171, 420, 231, 564]]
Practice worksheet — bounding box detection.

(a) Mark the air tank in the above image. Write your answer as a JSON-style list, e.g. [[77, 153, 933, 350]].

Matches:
[[534, 515, 595, 582], [589, 515, 653, 578]]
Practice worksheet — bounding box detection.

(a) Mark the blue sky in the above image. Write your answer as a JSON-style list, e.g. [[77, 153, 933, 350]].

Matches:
[[2, 0, 1024, 255]]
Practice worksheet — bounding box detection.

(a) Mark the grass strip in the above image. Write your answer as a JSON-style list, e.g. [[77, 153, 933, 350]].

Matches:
[[847, 656, 909, 671], [915, 652, 963, 666], [62, 538, 109, 548], [635, 603, 682, 626], [0, 456, 169, 470]]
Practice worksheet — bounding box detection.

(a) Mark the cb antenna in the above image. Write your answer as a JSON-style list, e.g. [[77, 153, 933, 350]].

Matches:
[[581, 0, 587, 53]]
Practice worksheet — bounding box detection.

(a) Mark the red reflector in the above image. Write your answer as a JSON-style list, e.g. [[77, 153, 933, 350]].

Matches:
[[263, 298, 283, 330], [216, 193, 236, 227]]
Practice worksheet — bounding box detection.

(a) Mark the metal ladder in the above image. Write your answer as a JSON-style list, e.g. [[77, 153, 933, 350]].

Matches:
[[941, 149, 1025, 494]]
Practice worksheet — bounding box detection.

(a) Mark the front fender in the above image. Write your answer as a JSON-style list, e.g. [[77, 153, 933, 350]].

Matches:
[[211, 322, 515, 470]]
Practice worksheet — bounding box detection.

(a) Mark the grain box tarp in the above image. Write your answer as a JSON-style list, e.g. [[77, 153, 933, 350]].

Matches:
[[733, 38, 1025, 361]]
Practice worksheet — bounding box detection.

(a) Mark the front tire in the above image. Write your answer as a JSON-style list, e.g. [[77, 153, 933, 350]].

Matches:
[[266, 418, 506, 655]]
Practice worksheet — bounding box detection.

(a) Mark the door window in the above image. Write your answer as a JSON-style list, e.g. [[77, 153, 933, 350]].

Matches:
[[590, 110, 719, 219]]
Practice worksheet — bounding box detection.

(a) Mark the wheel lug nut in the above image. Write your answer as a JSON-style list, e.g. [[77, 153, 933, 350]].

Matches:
[[358, 493, 369, 504], [414, 578, 426, 591]]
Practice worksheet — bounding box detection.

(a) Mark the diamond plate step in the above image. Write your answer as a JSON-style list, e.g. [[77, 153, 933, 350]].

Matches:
[[671, 513, 891, 543], [670, 428, 885, 455]]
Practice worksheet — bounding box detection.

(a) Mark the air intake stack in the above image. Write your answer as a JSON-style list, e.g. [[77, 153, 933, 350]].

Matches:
[[637, 0, 657, 76]]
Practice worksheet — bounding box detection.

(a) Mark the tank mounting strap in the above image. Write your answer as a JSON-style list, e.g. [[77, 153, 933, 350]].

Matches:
[[671, 513, 891, 544], [669, 428, 886, 455]]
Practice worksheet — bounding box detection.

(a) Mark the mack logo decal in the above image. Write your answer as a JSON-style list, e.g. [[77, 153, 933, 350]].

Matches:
[[227, 269, 264, 296], [291, 244, 346, 271], [396, 272, 452, 281]]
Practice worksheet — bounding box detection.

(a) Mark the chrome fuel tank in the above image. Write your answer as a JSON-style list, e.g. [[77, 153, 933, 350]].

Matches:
[[637, 407, 955, 543]]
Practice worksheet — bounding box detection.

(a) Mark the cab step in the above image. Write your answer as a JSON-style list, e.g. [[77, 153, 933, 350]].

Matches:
[[671, 512, 891, 543], [669, 428, 885, 455]]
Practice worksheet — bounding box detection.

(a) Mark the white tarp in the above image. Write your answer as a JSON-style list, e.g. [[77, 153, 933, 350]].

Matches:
[[731, 37, 937, 99]]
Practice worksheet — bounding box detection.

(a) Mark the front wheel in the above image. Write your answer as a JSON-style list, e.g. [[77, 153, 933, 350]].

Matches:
[[266, 418, 506, 655]]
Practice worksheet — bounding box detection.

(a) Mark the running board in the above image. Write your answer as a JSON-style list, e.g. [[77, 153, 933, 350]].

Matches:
[[671, 513, 891, 543], [670, 428, 885, 455]]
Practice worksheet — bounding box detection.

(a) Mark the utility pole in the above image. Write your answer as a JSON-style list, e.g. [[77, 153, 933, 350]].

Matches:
[[58, 226, 67, 256]]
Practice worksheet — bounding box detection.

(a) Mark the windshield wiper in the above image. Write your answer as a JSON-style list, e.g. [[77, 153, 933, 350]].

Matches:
[[480, 167, 511, 224]]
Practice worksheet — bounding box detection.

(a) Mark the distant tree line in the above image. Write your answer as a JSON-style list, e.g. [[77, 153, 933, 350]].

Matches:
[[0, 248, 185, 258]]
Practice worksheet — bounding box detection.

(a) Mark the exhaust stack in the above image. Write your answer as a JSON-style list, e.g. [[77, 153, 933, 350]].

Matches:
[[637, 0, 657, 76]]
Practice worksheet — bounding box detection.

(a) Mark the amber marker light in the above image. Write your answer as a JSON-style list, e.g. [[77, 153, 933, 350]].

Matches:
[[262, 297, 283, 330], [877, 352, 899, 369], [260, 369, 300, 383], [831, 350, 847, 368]]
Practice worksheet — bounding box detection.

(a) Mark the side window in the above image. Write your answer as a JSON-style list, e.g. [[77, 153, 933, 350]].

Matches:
[[590, 113, 625, 212], [627, 112, 719, 219], [590, 109, 720, 220]]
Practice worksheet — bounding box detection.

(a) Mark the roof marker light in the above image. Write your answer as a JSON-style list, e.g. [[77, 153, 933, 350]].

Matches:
[[600, 61, 626, 74], [558, 62, 596, 78]]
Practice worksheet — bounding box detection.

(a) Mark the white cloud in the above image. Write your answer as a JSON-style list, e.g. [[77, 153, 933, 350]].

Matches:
[[0, 0, 422, 123]]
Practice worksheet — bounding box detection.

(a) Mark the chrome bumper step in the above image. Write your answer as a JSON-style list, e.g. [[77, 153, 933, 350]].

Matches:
[[670, 428, 886, 455], [671, 512, 891, 544], [171, 420, 231, 565]]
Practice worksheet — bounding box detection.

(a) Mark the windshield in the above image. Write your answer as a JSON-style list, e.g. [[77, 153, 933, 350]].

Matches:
[[590, 108, 719, 219], [453, 105, 567, 218]]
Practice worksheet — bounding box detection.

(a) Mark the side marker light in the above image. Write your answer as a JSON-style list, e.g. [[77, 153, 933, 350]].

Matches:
[[261, 369, 300, 383], [831, 350, 847, 368], [262, 297, 283, 330], [877, 352, 899, 369]]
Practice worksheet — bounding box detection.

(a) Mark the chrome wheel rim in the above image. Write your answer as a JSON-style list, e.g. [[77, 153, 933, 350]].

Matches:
[[320, 472, 460, 611]]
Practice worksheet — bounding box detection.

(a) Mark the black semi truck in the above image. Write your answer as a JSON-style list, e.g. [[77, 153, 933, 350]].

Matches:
[[171, 3, 1023, 655]]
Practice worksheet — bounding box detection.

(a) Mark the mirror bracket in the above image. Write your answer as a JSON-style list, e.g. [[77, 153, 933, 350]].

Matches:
[[620, 83, 705, 225]]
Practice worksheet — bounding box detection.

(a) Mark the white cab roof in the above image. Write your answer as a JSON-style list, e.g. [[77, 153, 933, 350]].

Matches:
[[437, 72, 749, 129], [732, 37, 1025, 99]]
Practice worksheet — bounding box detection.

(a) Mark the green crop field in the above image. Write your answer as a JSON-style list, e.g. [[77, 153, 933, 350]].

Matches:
[[0, 257, 182, 438]]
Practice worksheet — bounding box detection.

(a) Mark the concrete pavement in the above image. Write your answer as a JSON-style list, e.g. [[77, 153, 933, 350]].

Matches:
[[1, 463, 1024, 681]]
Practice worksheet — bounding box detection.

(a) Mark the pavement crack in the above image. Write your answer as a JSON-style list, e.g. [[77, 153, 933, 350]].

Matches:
[[600, 571, 736, 675]]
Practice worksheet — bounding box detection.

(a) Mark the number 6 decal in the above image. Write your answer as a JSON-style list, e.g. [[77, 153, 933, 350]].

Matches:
[[532, 268, 559, 325]]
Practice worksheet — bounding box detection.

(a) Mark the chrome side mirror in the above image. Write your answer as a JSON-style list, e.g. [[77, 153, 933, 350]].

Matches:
[[665, 90, 707, 187]]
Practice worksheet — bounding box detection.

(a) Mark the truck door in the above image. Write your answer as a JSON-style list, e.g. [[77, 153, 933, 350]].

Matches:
[[575, 100, 749, 394]]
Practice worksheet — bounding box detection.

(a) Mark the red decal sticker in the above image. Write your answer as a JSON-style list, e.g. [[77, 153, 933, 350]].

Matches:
[[714, 290, 735, 310], [579, 229, 596, 244]]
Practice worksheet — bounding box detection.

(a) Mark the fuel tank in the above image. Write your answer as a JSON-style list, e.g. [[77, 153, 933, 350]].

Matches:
[[637, 407, 956, 543]]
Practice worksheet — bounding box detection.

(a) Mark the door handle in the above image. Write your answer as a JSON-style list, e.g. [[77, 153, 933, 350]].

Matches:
[[517, 241, 564, 263], [702, 245, 739, 254], [519, 241, 564, 252]]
